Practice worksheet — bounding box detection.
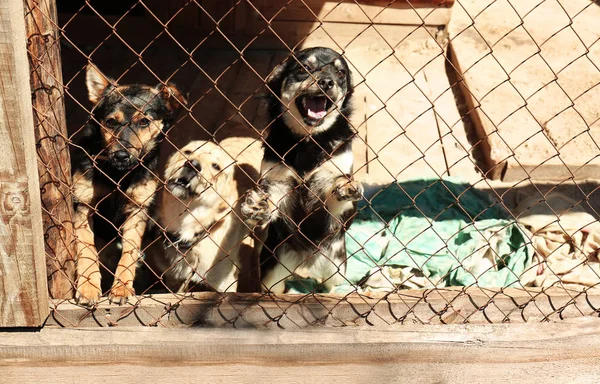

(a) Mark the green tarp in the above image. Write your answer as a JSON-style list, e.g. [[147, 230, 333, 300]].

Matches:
[[287, 179, 533, 293]]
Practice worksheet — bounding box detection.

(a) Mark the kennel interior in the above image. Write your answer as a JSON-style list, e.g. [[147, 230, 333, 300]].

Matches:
[[8, 0, 600, 328]]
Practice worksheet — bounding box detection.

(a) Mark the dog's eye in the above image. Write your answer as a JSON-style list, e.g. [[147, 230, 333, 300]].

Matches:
[[104, 118, 119, 128], [302, 63, 316, 73], [183, 150, 192, 155], [212, 163, 221, 171], [138, 118, 151, 127], [337, 69, 346, 79]]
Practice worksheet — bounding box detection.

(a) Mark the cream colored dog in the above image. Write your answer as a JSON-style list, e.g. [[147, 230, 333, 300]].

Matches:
[[149, 139, 259, 292]]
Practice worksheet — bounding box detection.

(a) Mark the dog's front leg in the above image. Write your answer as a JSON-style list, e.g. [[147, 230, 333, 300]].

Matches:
[[73, 171, 102, 305], [109, 178, 157, 304]]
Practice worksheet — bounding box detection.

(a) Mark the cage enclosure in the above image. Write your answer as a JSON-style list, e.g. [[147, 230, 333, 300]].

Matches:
[[11, 0, 600, 328]]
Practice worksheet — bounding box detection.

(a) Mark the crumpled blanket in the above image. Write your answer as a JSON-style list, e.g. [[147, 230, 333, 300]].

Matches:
[[516, 192, 600, 287], [338, 179, 533, 292], [286, 178, 534, 293]]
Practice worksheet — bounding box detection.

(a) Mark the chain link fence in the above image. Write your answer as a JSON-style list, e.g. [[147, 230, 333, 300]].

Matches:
[[25, 0, 600, 327]]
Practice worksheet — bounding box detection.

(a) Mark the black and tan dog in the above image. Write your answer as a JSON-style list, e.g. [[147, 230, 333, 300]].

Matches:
[[72, 64, 186, 305], [242, 47, 363, 294]]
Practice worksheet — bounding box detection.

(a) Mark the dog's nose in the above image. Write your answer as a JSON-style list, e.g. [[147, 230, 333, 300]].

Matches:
[[186, 159, 201, 171], [112, 150, 131, 163], [318, 78, 334, 91]]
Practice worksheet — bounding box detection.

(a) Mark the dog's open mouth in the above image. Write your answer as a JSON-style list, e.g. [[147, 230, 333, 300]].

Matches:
[[167, 172, 198, 198], [297, 95, 332, 125], [167, 178, 190, 198]]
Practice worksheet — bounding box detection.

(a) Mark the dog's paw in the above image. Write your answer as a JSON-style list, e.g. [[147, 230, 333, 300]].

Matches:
[[108, 281, 135, 305], [241, 189, 271, 224], [75, 278, 102, 307], [334, 177, 363, 202]]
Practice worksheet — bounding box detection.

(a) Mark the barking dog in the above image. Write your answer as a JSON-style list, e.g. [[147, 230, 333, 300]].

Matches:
[[149, 139, 257, 292], [242, 47, 363, 294], [72, 64, 186, 305]]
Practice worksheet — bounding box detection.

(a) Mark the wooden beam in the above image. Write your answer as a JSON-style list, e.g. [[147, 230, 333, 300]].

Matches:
[[25, 0, 75, 299], [0, 0, 49, 326], [46, 287, 600, 328], [241, 0, 453, 26], [447, 43, 497, 178], [1, 317, 600, 383]]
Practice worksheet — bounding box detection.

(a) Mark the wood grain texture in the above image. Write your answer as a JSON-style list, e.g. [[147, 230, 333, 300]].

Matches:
[[25, 0, 75, 299], [2, 317, 600, 383], [0, 0, 49, 326], [241, 0, 453, 26], [46, 287, 600, 328]]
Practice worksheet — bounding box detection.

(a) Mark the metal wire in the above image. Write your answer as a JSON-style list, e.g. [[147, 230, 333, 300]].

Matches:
[[26, 0, 600, 327]]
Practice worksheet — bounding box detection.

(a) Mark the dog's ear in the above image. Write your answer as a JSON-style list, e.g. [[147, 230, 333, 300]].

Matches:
[[156, 83, 188, 114], [215, 152, 235, 194], [86, 64, 115, 104], [265, 59, 289, 95]]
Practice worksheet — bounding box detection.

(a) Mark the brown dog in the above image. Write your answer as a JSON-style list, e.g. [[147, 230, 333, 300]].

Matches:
[[148, 136, 261, 292], [72, 64, 186, 305]]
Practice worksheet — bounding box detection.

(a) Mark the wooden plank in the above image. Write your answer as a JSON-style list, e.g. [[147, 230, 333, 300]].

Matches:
[[448, 0, 600, 182], [2, 318, 600, 383], [232, 16, 444, 51], [239, 0, 453, 28], [46, 286, 600, 328], [25, 0, 75, 299], [0, 0, 49, 326], [423, 52, 481, 181]]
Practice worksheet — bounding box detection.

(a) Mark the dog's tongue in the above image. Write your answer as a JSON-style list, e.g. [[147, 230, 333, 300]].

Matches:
[[306, 97, 327, 119]]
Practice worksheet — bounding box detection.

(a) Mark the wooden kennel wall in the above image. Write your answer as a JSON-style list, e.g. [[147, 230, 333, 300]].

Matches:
[[2, 0, 600, 330]]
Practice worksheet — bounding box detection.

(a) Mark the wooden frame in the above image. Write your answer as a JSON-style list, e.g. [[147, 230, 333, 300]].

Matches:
[[0, 0, 49, 327], [46, 287, 600, 328], [2, 318, 600, 382], [25, 0, 75, 300], [2, 0, 600, 337]]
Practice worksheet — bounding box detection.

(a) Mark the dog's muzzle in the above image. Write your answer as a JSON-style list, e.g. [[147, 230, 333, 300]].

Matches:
[[108, 150, 135, 170], [295, 76, 342, 126], [297, 90, 339, 126], [167, 160, 201, 198]]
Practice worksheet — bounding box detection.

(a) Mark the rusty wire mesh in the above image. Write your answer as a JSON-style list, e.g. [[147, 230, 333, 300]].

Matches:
[[24, 0, 600, 327]]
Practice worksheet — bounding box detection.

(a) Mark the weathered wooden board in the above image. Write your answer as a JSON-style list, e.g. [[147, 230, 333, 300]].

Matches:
[[449, 0, 600, 181], [3, 317, 600, 383], [423, 53, 481, 181], [0, 0, 49, 326], [237, 0, 453, 28], [25, 0, 76, 299], [46, 287, 600, 328]]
